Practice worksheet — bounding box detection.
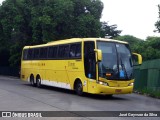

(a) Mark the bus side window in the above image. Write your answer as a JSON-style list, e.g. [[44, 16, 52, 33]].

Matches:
[[58, 45, 69, 58], [52, 47, 58, 58], [64, 45, 69, 58], [48, 46, 58, 59], [69, 43, 81, 58], [58, 46, 63, 58], [33, 48, 39, 59], [40, 47, 48, 59], [69, 44, 76, 58], [48, 47, 53, 59], [28, 49, 34, 60], [23, 49, 28, 60], [75, 43, 81, 58]]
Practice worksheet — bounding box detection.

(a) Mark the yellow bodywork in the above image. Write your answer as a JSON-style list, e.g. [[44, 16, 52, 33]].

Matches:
[[21, 38, 134, 95], [87, 79, 134, 94]]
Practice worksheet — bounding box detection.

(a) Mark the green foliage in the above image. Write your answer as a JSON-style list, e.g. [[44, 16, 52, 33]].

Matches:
[[9, 43, 22, 67], [116, 35, 160, 61], [101, 22, 121, 38], [0, 48, 10, 66], [155, 5, 160, 33], [116, 35, 143, 51], [0, 0, 121, 67], [144, 37, 160, 60], [135, 87, 160, 99]]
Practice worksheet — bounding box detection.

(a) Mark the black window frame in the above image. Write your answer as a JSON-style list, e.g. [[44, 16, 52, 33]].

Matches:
[[47, 46, 58, 59]]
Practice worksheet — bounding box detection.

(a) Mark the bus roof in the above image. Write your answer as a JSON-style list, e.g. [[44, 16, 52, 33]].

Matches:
[[23, 38, 128, 49]]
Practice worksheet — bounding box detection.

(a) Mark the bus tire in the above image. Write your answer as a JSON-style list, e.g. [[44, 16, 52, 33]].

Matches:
[[75, 80, 83, 96], [30, 75, 36, 87], [106, 94, 113, 98], [36, 75, 41, 88]]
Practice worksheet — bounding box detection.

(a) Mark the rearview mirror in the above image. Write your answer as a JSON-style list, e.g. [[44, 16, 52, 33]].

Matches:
[[132, 53, 142, 65], [94, 49, 102, 62]]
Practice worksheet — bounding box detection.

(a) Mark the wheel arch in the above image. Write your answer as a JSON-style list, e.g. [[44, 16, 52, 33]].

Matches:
[[73, 78, 82, 90], [36, 74, 41, 80]]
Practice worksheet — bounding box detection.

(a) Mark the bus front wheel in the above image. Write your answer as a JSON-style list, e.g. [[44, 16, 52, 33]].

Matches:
[[75, 80, 83, 96]]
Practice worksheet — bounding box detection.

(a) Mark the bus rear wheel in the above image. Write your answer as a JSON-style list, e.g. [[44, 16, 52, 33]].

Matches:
[[75, 81, 83, 96], [30, 75, 36, 87], [36, 76, 41, 88]]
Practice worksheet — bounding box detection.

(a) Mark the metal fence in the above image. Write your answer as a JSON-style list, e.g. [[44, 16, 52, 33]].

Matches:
[[0, 66, 19, 77], [134, 59, 160, 91]]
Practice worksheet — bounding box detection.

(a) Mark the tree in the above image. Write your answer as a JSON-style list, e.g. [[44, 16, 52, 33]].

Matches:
[[116, 35, 160, 61], [155, 5, 160, 33], [101, 22, 121, 38], [144, 37, 160, 60], [0, 0, 121, 67], [116, 35, 144, 51]]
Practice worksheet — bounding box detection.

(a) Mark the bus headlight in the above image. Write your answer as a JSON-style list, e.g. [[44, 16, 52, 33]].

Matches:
[[98, 81, 109, 86], [128, 83, 134, 86]]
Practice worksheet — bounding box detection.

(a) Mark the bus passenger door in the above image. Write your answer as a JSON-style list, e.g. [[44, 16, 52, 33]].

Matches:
[[84, 41, 97, 93]]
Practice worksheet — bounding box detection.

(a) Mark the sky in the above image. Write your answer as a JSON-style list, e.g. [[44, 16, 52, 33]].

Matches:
[[0, 0, 160, 39], [101, 0, 160, 39]]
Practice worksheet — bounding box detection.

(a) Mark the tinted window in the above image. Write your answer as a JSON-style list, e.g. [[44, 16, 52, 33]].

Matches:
[[23, 49, 28, 60], [69, 43, 81, 58], [48, 46, 58, 59], [76, 43, 81, 57], [33, 48, 40, 59], [28, 49, 34, 60], [58, 45, 69, 58], [84, 41, 96, 79], [84, 42, 95, 55], [39, 47, 48, 59], [69, 44, 76, 57]]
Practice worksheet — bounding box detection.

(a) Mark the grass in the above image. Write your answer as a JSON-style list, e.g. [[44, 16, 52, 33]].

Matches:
[[134, 88, 160, 99]]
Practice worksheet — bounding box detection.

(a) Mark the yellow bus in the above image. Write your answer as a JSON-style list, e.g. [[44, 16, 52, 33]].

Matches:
[[21, 38, 142, 95]]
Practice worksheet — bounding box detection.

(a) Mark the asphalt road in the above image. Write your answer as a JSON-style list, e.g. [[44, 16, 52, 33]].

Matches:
[[0, 76, 159, 120]]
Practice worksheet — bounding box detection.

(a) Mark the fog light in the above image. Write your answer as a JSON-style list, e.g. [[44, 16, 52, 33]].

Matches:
[[128, 83, 134, 86], [99, 81, 103, 85], [98, 81, 108, 86]]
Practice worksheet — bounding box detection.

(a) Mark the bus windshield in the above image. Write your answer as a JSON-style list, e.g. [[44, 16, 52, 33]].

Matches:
[[97, 41, 133, 80]]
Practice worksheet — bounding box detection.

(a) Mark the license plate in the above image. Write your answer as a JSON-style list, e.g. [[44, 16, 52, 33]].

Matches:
[[115, 89, 122, 93]]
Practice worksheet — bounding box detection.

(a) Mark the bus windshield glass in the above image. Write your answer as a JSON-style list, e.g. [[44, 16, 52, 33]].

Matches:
[[97, 41, 133, 80]]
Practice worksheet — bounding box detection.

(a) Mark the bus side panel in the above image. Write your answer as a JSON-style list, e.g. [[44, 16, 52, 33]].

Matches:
[[21, 61, 32, 82], [67, 59, 88, 92], [43, 60, 70, 89]]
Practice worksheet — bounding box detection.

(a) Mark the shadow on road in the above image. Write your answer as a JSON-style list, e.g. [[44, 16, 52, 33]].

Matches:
[[23, 83, 129, 101]]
